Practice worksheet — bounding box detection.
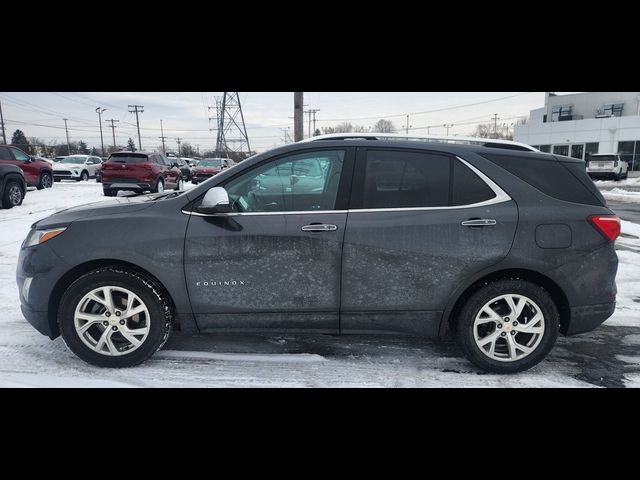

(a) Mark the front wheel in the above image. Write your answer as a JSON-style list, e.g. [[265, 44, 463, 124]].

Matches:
[[37, 171, 53, 190], [2, 180, 24, 208], [175, 178, 184, 191], [58, 267, 173, 368], [78, 170, 89, 182], [455, 279, 559, 374]]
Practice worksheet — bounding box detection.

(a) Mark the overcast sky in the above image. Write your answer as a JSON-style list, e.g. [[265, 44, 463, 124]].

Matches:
[[0, 92, 555, 154]]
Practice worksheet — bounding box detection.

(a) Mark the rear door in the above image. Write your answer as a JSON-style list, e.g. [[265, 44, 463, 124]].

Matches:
[[7, 147, 36, 184], [184, 147, 354, 332], [340, 147, 518, 335]]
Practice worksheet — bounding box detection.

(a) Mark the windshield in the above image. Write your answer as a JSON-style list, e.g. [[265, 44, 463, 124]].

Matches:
[[590, 155, 616, 162], [61, 156, 87, 164], [199, 159, 222, 167]]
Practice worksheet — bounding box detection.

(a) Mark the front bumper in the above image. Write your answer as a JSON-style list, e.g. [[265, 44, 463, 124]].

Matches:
[[564, 302, 616, 335], [54, 171, 81, 180]]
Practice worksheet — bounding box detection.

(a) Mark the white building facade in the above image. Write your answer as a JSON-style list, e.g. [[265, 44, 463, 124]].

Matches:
[[514, 92, 640, 170]]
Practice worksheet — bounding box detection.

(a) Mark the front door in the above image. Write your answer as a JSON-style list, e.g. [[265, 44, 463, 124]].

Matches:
[[184, 147, 353, 333], [340, 148, 518, 335]]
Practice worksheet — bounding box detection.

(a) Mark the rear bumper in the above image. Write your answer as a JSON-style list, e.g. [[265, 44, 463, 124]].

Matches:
[[103, 182, 151, 191], [587, 172, 618, 179], [564, 302, 616, 335]]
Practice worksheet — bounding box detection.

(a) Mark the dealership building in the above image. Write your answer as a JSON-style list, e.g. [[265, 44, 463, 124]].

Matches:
[[513, 92, 640, 170]]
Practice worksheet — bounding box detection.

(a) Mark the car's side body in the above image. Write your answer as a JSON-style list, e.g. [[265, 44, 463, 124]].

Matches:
[[52, 155, 102, 181], [17, 140, 617, 346], [0, 145, 53, 187]]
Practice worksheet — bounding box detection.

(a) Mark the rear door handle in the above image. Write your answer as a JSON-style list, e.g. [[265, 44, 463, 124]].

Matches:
[[301, 224, 338, 232], [461, 219, 497, 227]]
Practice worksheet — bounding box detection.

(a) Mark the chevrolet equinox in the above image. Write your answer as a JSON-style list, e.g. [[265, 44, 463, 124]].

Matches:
[[16, 135, 620, 373]]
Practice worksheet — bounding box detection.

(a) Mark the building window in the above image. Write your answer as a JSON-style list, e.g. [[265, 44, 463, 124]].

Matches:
[[571, 144, 584, 160], [585, 143, 599, 161], [551, 105, 572, 122], [601, 103, 624, 117], [552, 145, 569, 156], [538, 145, 551, 153], [618, 141, 640, 171]]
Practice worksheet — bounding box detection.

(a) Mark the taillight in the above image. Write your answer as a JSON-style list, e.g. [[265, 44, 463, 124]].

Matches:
[[588, 215, 621, 242]]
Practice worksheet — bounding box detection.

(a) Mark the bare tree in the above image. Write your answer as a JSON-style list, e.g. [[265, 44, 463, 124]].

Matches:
[[372, 119, 397, 133], [469, 123, 513, 140]]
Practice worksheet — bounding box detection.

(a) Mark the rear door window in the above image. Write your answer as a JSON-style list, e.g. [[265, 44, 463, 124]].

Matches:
[[0, 147, 12, 161], [452, 159, 496, 205]]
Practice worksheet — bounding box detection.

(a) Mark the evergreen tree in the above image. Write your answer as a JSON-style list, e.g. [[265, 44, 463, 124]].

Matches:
[[78, 140, 89, 154], [90, 147, 100, 156], [11, 129, 30, 152], [127, 138, 137, 152]]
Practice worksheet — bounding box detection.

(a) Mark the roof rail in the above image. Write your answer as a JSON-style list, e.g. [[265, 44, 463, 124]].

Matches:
[[300, 133, 539, 152]]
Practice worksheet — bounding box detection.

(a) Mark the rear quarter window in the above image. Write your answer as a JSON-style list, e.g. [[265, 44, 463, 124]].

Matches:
[[481, 153, 603, 206], [108, 154, 149, 164]]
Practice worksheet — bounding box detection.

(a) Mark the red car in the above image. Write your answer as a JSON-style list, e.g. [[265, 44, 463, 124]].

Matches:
[[0, 145, 53, 190], [100, 151, 183, 196], [191, 158, 231, 184]]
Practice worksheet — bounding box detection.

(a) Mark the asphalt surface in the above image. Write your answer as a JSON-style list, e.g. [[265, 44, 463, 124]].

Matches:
[[608, 200, 640, 224]]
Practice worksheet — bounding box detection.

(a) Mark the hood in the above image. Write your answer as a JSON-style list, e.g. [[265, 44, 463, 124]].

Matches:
[[194, 167, 221, 174], [35, 194, 161, 229]]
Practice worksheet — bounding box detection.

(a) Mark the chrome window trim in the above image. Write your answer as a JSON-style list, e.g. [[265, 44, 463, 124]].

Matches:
[[182, 156, 511, 217]]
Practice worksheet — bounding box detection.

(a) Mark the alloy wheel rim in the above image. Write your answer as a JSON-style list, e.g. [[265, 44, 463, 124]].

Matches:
[[43, 174, 52, 188], [157, 180, 164, 193], [73, 286, 151, 356], [8, 185, 22, 205], [473, 294, 545, 362]]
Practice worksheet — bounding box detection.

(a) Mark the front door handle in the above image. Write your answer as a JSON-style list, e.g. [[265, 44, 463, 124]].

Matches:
[[301, 224, 338, 232], [461, 219, 497, 227]]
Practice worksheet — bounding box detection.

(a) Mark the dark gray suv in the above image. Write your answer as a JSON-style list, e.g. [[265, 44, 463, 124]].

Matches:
[[16, 135, 620, 373]]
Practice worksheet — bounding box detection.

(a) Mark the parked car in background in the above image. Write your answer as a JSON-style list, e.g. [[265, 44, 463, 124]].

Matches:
[[586, 153, 629, 181], [181, 157, 198, 168], [0, 164, 26, 209], [95, 160, 103, 183], [173, 157, 192, 181], [16, 135, 620, 371], [54, 156, 67, 163], [0, 145, 53, 190], [100, 151, 183, 196], [191, 158, 230, 184], [53, 155, 102, 182]]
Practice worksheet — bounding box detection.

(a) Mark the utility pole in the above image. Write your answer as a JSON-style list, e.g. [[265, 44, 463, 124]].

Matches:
[[63, 118, 71, 155], [175, 137, 182, 156], [159, 120, 168, 154], [96, 107, 106, 157], [492, 113, 499, 135], [128, 104, 144, 150], [294, 92, 304, 142], [444, 123, 454, 135], [196, 144, 200, 156], [305, 109, 320, 137], [406, 115, 410, 134], [0, 98, 6, 144], [106, 119, 119, 149]]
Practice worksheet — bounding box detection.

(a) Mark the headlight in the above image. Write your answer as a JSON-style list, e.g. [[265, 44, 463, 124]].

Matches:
[[23, 227, 67, 248]]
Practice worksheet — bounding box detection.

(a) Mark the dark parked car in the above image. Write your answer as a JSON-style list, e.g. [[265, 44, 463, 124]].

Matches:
[[100, 151, 183, 196], [191, 158, 233, 184], [1, 164, 26, 209], [0, 145, 53, 190], [16, 135, 619, 372], [174, 157, 192, 181]]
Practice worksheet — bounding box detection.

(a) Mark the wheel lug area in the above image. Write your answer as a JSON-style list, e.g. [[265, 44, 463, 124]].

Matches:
[[504, 317, 510, 323], [511, 331, 516, 336], [497, 324, 503, 329], [513, 321, 518, 326], [105, 312, 111, 318], [501, 332, 506, 337], [119, 319, 125, 325], [111, 326, 118, 331], [115, 311, 121, 317], [103, 321, 109, 326]]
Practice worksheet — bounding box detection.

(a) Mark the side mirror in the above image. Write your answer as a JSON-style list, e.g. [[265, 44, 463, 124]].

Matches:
[[29, 156, 36, 163], [172, 162, 179, 168], [197, 187, 231, 214]]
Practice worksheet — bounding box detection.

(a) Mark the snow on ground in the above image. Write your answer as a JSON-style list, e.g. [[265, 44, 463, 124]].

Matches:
[[594, 176, 640, 189], [602, 188, 640, 204], [0, 181, 639, 387]]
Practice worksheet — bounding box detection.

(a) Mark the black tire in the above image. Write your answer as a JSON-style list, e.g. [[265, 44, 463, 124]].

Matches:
[[78, 170, 89, 182], [455, 279, 559, 374], [103, 188, 116, 197], [37, 171, 53, 190], [175, 178, 183, 191], [154, 178, 164, 193], [614, 174, 621, 181], [58, 267, 173, 368], [1, 180, 24, 209]]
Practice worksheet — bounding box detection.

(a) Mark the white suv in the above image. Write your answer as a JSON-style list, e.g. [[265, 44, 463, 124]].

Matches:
[[53, 155, 102, 182], [586, 153, 629, 181]]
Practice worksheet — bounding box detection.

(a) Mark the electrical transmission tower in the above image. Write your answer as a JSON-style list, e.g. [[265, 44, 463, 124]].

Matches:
[[211, 92, 251, 159]]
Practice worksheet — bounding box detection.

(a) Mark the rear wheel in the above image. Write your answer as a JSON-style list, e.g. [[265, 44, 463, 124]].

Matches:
[[37, 171, 53, 190], [175, 178, 184, 191], [614, 173, 621, 181], [58, 267, 173, 368], [2, 180, 24, 208], [455, 279, 559, 374], [154, 178, 164, 193]]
